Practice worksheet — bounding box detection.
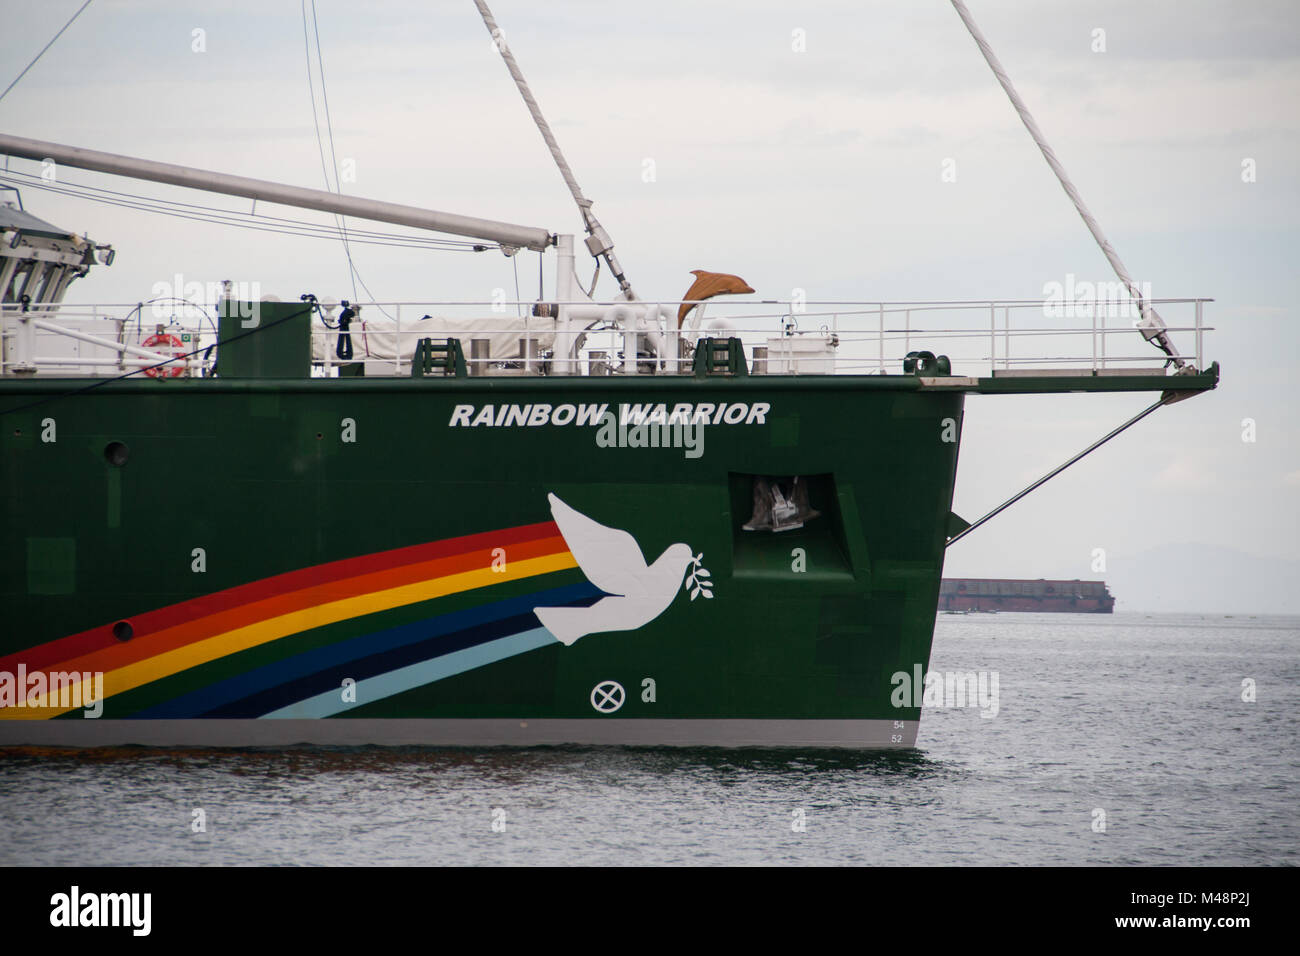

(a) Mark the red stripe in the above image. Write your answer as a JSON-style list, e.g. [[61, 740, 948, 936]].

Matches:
[[0, 520, 559, 673], [43, 534, 568, 680]]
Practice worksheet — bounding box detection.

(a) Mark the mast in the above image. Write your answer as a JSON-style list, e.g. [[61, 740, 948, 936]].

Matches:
[[0, 133, 553, 252]]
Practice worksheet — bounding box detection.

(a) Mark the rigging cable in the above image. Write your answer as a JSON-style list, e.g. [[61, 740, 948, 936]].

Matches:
[[513, 255, 522, 319], [303, 0, 354, 301], [0, 170, 492, 251], [946, 396, 1171, 549], [472, 0, 634, 298], [948, 0, 1186, 368], [301, 1, 396, 318], [123, 296, 219, 343], [0, 0, 94, 104], [19, 167, 489, 243]]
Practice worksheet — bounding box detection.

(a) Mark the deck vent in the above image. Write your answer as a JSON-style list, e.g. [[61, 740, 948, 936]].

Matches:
[[692, 337, 748, 377], [411, 337, 467, 377]]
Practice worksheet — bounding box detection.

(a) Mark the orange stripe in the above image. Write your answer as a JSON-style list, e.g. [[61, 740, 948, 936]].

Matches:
[[0, 520, 562, 674], [5, 551, 579, 718], [39, 535, 569, 680]]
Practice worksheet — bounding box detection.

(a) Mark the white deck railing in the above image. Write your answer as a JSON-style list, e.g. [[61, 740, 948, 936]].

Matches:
[[0, 297, 1211, 378]]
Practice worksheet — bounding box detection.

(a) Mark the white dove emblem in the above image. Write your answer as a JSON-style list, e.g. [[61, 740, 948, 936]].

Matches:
[[534, 493, 707, 646]]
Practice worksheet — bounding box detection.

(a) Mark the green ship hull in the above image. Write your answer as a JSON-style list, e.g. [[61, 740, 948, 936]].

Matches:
[[1, 369, 967, 747]]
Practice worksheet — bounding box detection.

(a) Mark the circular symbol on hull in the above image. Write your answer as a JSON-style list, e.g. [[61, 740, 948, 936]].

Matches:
[[590, 680, 625, 714]]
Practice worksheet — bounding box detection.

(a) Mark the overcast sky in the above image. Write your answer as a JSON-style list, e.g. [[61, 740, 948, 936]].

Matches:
[[2, 1, 1297, 612]]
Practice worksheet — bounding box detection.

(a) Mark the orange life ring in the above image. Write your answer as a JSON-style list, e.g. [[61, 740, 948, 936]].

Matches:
[[141, 333, 186, 378]]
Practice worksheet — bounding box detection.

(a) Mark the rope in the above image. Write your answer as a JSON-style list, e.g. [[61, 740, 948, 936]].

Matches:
[[472, 0, 589, 220], [948, 0, 1183, 367], [472, 0, 633, 297]]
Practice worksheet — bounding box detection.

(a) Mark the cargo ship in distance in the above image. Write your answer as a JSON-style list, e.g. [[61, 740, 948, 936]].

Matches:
[[939, 579, 1115, 614]]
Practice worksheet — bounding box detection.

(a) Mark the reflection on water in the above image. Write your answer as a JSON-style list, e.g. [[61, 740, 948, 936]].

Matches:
[[0, 742, 951, 792], [1, 613, 1296, 865]]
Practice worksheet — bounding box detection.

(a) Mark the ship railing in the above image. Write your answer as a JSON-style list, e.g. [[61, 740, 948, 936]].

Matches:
[[301, 296, 1210, 378], [1, 297, 1211, 378], [0, 301, 212, 378]]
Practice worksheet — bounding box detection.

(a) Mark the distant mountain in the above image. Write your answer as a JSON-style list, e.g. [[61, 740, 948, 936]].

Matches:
[[1107, 543, 1300, 614]]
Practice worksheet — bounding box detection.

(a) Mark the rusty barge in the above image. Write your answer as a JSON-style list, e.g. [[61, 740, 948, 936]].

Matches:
[[938, 579, 1115, 614]]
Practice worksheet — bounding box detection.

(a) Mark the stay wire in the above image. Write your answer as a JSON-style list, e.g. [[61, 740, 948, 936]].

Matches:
[[0, 167, 482, 243], [0, 0, 94, 105], [0, 172, 490, 251], [303, 0, 356, 301], [945, 397, 1169, 548], [304, 1, 395, 320]]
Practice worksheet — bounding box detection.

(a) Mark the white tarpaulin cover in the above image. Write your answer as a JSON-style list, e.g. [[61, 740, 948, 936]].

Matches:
[[312, 314, 557, 362]]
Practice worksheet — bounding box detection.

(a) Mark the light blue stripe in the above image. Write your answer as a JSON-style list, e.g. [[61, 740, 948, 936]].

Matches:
[[260, 628, 555, 719]]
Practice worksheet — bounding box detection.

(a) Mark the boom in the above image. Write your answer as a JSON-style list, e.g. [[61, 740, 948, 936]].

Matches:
[[0, 133, 553, 253]]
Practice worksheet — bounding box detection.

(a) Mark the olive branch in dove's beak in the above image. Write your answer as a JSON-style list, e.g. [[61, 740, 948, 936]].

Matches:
[[684, 553, 713, 601]]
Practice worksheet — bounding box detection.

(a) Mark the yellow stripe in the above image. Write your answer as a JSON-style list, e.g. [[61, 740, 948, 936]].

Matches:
[[3, 552, 576, 719]]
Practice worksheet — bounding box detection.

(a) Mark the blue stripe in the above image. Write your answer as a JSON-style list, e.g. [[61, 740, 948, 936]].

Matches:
[[130, 582, 596, 719], [261, 628, 556, 718], [204, 610, 541, 717]]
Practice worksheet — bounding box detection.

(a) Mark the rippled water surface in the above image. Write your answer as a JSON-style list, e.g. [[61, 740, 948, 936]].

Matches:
[[2, 613, 1295, 865]]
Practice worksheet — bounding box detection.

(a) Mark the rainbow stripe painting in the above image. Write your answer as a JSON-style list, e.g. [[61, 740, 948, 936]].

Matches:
[[0, 521, 599, 720]]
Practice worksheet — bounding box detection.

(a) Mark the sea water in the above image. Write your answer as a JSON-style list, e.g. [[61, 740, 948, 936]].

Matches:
[[1, 612, 1295, 865]]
